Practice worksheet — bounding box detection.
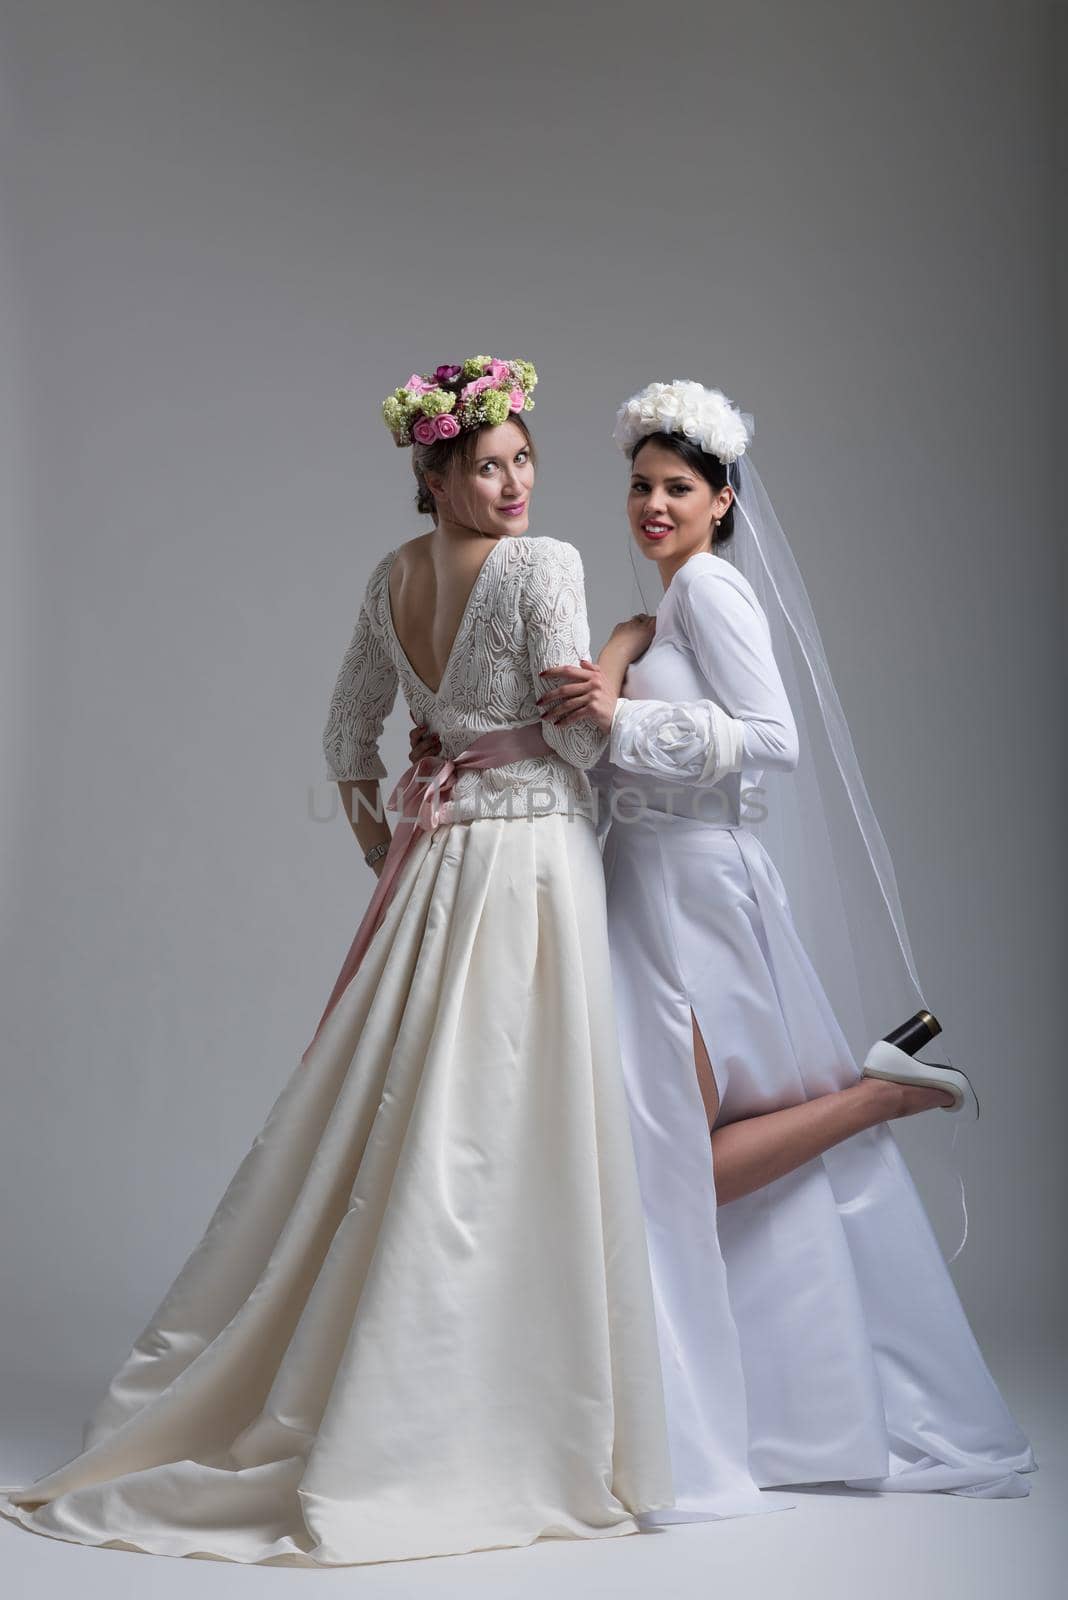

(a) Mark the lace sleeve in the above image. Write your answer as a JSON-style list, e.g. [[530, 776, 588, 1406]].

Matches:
[[522, 538, 609, 771], [321, 589, 399, 782]]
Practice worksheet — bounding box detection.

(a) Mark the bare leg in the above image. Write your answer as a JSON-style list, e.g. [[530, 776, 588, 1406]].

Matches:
[[690, 1009, 722, 1130], [689, 1010, 953, 1207]]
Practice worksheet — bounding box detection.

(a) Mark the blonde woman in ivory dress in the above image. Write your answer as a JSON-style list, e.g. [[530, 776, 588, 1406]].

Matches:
[[413, 379, 1036, 1518], [0, 356, 674, 1565]]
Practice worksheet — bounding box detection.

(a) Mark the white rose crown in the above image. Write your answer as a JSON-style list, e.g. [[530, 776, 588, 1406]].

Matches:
[[612, 379, 753, 465]]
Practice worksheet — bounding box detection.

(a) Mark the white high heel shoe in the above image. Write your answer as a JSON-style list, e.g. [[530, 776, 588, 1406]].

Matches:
[[862, 1010, 980, 1121]]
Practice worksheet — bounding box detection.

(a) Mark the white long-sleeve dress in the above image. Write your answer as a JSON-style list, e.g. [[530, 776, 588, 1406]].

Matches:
[[0, 534, 674, 1566], [593, 549, 1035, 1516]]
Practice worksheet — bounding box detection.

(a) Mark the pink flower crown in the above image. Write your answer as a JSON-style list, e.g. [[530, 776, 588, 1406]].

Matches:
[[381, 355, 538, 447]]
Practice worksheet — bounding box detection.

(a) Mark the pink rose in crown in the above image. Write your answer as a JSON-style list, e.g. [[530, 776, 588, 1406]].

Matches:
[[435, 414, 461, 439], [461, 375, 494, 399], [404, 373, 436, 395], [508, 386, 525, 412], [433, 364, 462, 383], [487, 359, 511, 383], [412, 416, 438, 445]]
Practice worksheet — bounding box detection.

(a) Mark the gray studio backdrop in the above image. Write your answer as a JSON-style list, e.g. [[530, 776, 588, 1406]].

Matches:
[[0, 0, 1061, 1432]]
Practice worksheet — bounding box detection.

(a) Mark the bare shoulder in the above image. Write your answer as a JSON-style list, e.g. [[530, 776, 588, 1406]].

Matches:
[[388, 532, 433, 577]]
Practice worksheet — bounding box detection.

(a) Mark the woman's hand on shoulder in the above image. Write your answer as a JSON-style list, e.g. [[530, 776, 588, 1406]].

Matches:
[[536, 659, 617, 733], [609, 612, 657, 661]]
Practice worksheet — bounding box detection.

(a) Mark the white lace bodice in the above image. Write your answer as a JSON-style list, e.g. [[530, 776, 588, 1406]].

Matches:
[[322, 535, 608, 825]]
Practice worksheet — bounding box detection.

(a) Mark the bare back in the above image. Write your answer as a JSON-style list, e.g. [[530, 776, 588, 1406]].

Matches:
[[386, 533, 504, 698], [323, 532, 607, 823]]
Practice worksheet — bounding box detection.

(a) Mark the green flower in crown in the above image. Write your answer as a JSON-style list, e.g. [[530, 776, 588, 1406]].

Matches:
[[381, 356, 537, 447]]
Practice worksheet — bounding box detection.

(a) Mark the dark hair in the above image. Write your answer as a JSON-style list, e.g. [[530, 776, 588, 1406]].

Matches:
[[630, 432, 738, 546], [412, 413, 538, 520]]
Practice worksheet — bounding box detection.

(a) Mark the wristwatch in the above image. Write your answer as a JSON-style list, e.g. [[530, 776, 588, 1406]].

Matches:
[[364, 839, 390, 868]]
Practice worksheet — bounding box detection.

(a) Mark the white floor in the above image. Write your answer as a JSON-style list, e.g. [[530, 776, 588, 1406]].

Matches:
[[1, 1348, 1062, 1600]]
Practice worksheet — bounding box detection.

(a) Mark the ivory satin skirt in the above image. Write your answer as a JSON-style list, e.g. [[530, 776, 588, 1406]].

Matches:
[[0, 812, 674, 1565], [602, 806, 1036, 1514]]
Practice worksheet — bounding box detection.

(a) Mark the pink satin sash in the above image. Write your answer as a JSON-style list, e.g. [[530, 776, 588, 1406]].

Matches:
[[302, 719, 552, 1064]]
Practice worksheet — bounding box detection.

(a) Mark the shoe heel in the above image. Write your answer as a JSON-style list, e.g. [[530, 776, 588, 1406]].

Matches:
[[883, 1008, 942, 1057]]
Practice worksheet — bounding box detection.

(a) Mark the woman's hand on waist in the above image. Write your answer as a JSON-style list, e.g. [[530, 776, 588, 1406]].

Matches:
[[408, 719, 442, 765]]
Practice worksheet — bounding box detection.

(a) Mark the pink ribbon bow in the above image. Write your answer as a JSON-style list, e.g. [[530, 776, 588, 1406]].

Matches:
[[302, 719, 552, 1064]]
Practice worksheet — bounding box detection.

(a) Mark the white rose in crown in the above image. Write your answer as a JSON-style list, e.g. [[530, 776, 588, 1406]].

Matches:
[[613, 379, 753, 464], [653, 391, 683, 422]]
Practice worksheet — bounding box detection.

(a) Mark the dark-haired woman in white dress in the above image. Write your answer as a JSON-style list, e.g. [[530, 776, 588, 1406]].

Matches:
[[411, 381, 1035, 1519]]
